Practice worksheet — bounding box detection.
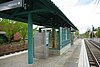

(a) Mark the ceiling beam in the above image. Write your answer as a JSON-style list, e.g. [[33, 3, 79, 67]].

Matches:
[[13, 9, 50, 16], [0, 12, 27, 22], [45, 0, 75, 28]]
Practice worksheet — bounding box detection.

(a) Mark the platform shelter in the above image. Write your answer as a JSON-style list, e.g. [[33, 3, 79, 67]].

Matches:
[[0, 0, 78, 64]]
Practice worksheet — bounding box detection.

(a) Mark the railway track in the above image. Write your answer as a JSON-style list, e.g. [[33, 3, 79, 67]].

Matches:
[[84, 39, 100, 67], [90, 40, 100, 48]]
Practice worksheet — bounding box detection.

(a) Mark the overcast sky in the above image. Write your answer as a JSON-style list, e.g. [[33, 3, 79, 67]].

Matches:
[[51, 0, 100, 34]]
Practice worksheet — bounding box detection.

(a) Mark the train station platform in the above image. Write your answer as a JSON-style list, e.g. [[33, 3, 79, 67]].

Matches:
[[0, 39, 89, 67]]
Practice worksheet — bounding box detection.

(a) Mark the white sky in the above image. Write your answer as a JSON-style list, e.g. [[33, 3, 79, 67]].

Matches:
[[51, 0, 100, 34]]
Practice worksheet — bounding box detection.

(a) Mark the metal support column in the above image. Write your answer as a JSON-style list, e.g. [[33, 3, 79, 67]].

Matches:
[[28, 13, 33, 64]]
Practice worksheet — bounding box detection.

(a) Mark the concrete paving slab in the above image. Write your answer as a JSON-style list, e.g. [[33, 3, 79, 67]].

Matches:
[[0, 39, 84, 67], [64, 39, 82, 67], [78, 39, 90, 67]]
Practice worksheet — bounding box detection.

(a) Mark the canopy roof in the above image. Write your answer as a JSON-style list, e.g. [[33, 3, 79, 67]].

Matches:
[[0, 0, 78, 30]]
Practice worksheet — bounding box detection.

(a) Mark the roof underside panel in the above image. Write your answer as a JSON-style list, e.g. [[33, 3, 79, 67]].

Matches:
[[0, 0, 78, 30]]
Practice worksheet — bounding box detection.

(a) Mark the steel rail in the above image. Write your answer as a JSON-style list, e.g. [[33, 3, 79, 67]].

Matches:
[[89, 40, 100, 50], [84, 39, 100, 67]]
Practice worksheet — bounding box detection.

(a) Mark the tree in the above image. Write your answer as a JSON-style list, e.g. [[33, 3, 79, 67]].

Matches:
[[33, 27, 38, 36], [1, 19, 14, 43], [75, 31, 79, 36], [0, 18, 38, 44], [0, 19, 22, 43], [95, 27, 100, 38], [83, 29, 91, 38], [19, 23, 38, 44], [20, 23, 28, 44]]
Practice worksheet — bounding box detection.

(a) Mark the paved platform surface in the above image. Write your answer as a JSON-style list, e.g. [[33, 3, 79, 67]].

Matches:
[[0, 39, 84, 67], [78, 39, 90, 67]]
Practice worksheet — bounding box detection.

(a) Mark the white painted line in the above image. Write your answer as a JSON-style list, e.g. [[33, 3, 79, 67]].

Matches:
[[0, 50, 28, 60]]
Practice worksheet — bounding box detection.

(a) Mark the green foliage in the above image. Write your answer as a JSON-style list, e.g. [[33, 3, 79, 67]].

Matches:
[[1, 19, 14, 42], [19, 23, 28, 43], [33, 27, 38, 36], [75, 31, 79, 36], [20, 23, 38, 43], [0, 18, 38, 44], [83, 32, 89, 38], [95, 27, 100, 37]]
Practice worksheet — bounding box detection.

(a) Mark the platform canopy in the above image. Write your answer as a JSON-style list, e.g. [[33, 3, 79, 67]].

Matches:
[[0, 0, 78, 30]]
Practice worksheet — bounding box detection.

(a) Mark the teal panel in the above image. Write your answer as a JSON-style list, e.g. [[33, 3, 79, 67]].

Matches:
[[28, 13, 33, 64], [61, 28, 71, 48], [59, 27, 71, 49]]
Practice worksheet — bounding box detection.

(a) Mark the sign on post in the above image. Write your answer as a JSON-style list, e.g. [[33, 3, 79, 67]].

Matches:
[[0, 0, 23, 11]]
